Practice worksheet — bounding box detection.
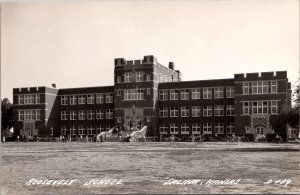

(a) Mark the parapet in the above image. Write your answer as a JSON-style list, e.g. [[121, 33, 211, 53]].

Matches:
[[234, 73, 245, 80], [234, 71, 288, 81], [13, 86, 46, 94], [115, 55, 158, 66], [142, 55, 157, 64], [246, 72, 259, 79], [275, 71, 287, 79]]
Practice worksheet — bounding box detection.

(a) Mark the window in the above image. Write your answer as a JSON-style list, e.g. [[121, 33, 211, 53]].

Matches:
[[214, 105, 224, 116], [19, 95, 24, 105], [192, 106, 201, 117], [78, 126, 85, 135], [181, 89, 190, 100], [159, 124, 168, 134], [243, 102, 250, 115], [147, 116, 151, 122], [87, 110, 95, 120], [117, 76, 121, 83], [61, 126, 67, 135], [117, 117, 121, 123], [106, 109, 113, 119], [96, 125, 104, 134], [226, 105, 234, 116], [147, 88, 151, 95], [191, 89, 200, 99], [263, 81, 268, 93], [87, 94, 94, 104], [203, 123, 212, 134], [146, 74, 151, 81], [20, 110, 40, 121], [252, 101, 268, 114], [124, 72, 131, 83], [96, 93, 104, 104], [24, 110, 32, 120], [35, 94, 40, 104], [252, 81, 268, 94], [70, 111, 77, 120], [78, 110, 86, 120], [203, 88, 212, 99], [124, 89, 143, 100], [271, 101, 278, 114], [69, 95, 76, 105], [18, 110, 24, 121], [87, 125, 95, 135], [170, 107, 179, 117], [106, 125, 112, 131], [170, 90, 179, 100], [271, 81, 277, 93], [181, 107, 190, 117], [192, 123, 201, 134], [203, 106, 212, 117], [137, 90, 144, 100], [61, 96, 68, 105], [23, 94, 35, 104], [226, 122, 235, 134], [70, 126, 76, 135], [96, 110, 104, 119], [243, 82, 250, 94], [159, 107, 168, 118], [124, 90, 130, 100], [159, 90, 168, 101], [181, 123, 190, 134], [61, 111, 68, 120], [136, 72, 143, 82], [34, 110, 39, 120], [117, 90, 121, 96], [105, 93, 113, 103], [214, 87, 224, 99], [78, 95, 85, 104], [170, 124, 179, 134], [215, 123, 224, 134], [36, 110, 40, 120], [226, 86, 234, 98]]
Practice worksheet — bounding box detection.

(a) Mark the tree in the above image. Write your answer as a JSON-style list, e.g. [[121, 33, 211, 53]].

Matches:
[[286, 79, 300, 129], [1, 98, 13, 131]]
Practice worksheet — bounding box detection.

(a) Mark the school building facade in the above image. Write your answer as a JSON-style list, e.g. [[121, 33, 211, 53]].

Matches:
[[12, 55, 292, 141]]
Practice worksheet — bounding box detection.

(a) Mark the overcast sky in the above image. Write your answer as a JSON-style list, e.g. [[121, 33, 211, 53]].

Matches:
[[1, 0, 299, 101]]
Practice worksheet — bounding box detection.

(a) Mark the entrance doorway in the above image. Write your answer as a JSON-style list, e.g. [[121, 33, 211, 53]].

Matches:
[[256, 127, 264, 135]]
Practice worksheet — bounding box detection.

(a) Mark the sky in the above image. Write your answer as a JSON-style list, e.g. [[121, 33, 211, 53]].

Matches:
[[1, 0, 299, 101]]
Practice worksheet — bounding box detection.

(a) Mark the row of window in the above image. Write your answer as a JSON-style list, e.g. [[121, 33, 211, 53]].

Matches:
[[243, 81, 278, 94], [18, 110, 41, 121], [124, 89, 144, 100], [159, 87, 234, 101], [117, 72, 176, 83], [159, 105, 235, 118], [61, 125, 113, 135], [117, 72, 150, 83], [61, 93, 113, 105], [242, 101, 278, 115], [61, 110, 113, 120], [18, 94, 40, 105], [159, 122, 235, 134]]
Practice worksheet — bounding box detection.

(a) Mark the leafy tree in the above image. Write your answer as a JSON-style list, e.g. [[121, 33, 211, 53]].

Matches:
[[287, 79, 299, 129], [1, 98, 13, 131]]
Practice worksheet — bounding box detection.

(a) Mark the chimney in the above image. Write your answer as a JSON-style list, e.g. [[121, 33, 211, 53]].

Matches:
[[169, 62, 175, 70], [52, 83, 56, 88]]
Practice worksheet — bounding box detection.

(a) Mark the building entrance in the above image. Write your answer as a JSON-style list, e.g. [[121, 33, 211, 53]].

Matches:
[[124, 105, 144, 131]]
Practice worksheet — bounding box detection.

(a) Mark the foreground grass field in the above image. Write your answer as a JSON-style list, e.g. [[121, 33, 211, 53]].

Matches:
[[2, 142, 299, 194]]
